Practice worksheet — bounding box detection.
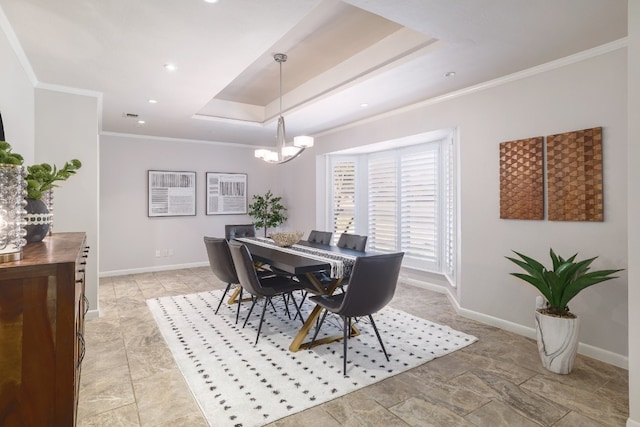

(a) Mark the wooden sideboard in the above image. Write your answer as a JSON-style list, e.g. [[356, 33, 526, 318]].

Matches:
[[0, 232, 89, 426]]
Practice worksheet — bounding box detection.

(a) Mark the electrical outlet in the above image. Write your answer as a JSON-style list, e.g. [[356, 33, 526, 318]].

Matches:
[[155, 249, 161, 257], [168, 249, 174, 256]]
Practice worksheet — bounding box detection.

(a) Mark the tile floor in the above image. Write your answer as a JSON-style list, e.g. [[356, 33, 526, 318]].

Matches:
[[77, 267, 629, 426]]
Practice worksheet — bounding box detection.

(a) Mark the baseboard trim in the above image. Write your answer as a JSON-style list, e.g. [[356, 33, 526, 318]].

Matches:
[[402, 278, 628, 370], [628, 417, 640, 427], [86, 308, 100, 320], [100, 262, 209, 277]]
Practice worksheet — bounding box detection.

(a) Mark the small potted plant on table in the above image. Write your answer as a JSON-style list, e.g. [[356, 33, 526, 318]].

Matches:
[[248, 190, 287, 237]]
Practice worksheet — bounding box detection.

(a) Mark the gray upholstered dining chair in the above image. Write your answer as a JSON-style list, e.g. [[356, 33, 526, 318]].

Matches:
[[337, 233, 368, 251], [307, 230, 333, 245], [228, 241, 307, 345], [203, 236, 245, 323], [225, 224, 257, 240], [309, 251, 404, 375], [225, 223, 275, 275]]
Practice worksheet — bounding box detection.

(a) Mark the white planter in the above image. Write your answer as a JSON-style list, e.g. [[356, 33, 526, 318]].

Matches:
[[534, 309, 580, 374]]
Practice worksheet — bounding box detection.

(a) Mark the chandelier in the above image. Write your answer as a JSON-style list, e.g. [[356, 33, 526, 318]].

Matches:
[[254, 53, 313, 164]]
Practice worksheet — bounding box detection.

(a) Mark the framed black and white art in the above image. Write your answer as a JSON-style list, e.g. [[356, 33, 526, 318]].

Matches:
[[206, 172, 247, 215], [148, 170, 196, 217]]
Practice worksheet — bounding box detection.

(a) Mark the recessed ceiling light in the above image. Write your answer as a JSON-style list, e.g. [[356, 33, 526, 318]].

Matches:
[[137, 120, 146, 125], [445, 71, 456, 77], [204, 0, 219, 3], [164, 63, 176, 72], [360, 103, 369, 108], [148, 99, 158, 104]]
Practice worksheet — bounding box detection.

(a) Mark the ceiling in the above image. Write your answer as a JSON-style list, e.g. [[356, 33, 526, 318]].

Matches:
[[0, 0, 627, 148]]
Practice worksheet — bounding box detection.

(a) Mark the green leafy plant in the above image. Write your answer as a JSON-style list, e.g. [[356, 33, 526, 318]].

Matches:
[[248, 190, 287, 237], [506, 249, 622, 317], [26, 159, 82, 200], [0, 140, 24, 165]]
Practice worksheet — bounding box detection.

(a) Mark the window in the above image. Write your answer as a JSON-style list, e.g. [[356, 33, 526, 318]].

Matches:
[[327, 132, 457, 284], [330, 158, 358, 244], [399, 146, 439, 270], [368, 155, 397, 252]]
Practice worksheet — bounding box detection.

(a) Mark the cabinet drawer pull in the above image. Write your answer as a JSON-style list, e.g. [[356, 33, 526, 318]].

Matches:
[[76, 278, 83, 284]]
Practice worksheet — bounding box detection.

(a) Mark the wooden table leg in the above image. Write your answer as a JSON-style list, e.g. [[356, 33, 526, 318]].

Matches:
[[228, 287, 241, 304], [227, 287, 252, 305], [289, 274, 358, 352]]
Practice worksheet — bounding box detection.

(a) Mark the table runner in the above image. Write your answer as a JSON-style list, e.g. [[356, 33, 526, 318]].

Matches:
[[236, 237, 356, 278]]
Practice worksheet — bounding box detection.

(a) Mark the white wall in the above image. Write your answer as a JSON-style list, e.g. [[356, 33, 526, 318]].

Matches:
[[0, 15, 101, 317], [283, 47, 629, 363], [0, 7, 34, 160], [96, 40, 629, 367], [99, 134, 282, 274], [459, 50, 627, 360], [627, 1, 639, 425], [34, 89, 100, 317]]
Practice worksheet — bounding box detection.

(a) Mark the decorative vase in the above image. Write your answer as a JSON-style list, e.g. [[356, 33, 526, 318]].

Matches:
[[43, 188, 54, 236], [24, 198, 52, 243], [0, 164, 28, 261], [534, 297, 579, 374]]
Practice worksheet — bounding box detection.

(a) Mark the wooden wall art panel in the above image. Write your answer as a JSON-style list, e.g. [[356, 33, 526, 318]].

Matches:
[[499, 137, 544, 220], [547, 127, 603, 221]]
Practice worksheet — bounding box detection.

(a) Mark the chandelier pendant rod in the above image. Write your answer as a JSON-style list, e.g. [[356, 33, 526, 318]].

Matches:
[[254, 53, 313, 164]]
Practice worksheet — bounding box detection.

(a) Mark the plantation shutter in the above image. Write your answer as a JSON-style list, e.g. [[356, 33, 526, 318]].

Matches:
[[328, 134, 457, 277], [367, 156, 397, 252], [400, 146, 439, 270], [331, 159, 357, 244]]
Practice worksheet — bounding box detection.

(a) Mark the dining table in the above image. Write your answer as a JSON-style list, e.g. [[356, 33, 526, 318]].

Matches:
[[233, 236, 372, 352]]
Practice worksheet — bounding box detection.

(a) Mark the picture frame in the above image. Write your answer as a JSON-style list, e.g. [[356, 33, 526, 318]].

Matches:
[[206, 172, 247, 215], [148, 170, 196, 217]]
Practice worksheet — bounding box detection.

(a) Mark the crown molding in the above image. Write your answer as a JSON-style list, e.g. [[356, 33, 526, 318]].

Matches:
[[99, 131, 257, 149], [318, 37, 629, 138], [0, 4, 37, 86]]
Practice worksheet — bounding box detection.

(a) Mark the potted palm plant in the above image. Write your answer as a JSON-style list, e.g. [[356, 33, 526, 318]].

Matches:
[[506, 249, 622, 374]]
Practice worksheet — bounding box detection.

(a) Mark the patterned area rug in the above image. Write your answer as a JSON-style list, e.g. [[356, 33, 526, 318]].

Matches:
[[147, 290, 477, 427]]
